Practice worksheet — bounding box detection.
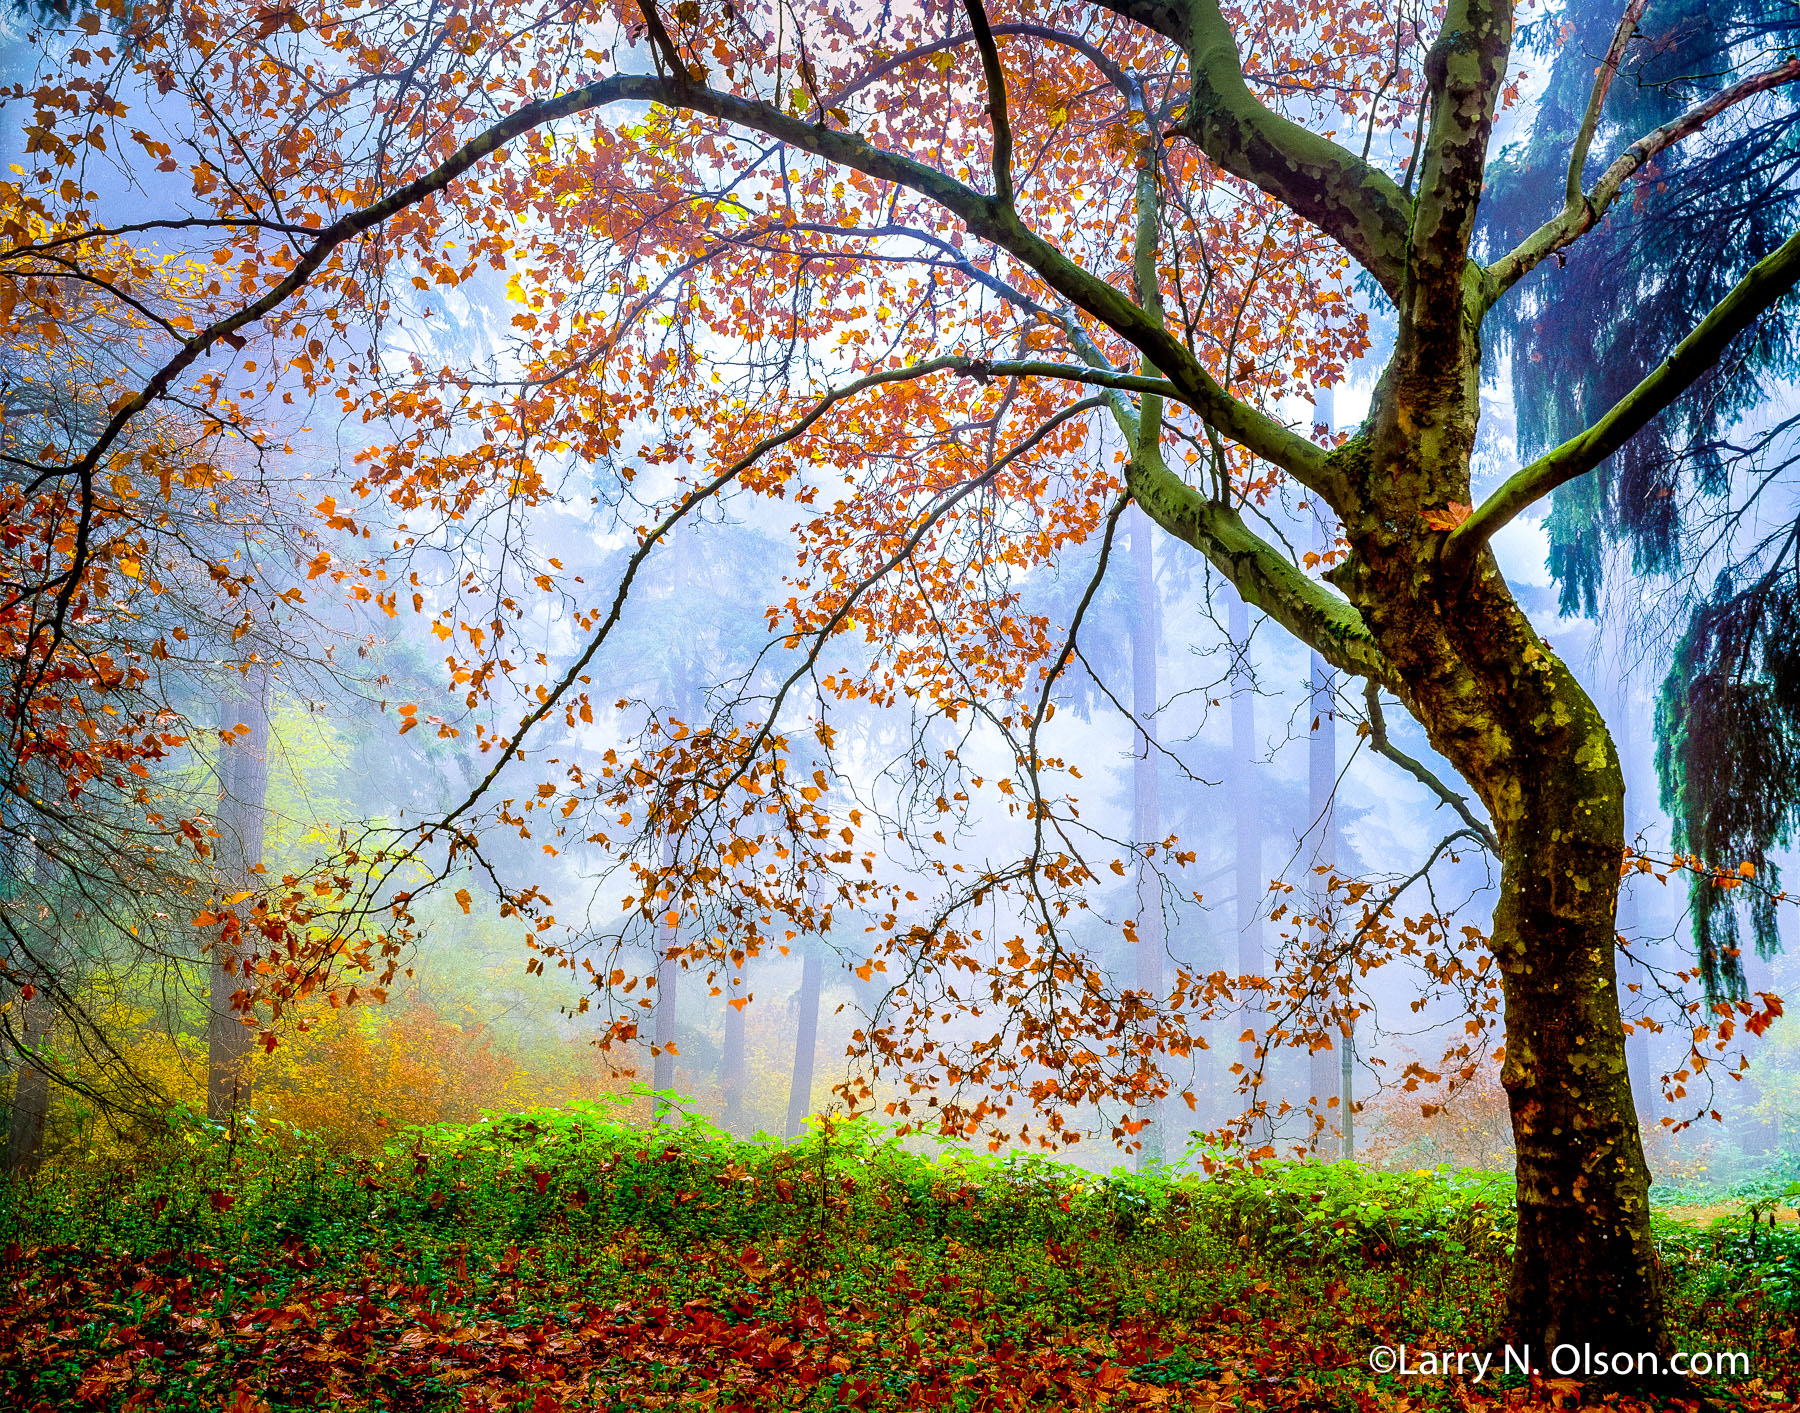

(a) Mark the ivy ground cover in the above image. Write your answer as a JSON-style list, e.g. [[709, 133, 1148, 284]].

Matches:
[[1, 1109, 1795, 1413]]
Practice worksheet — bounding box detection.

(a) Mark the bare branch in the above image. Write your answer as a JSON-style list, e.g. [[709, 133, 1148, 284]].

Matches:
[[635, 0, 687, 78], [1104, 0, 1414, 300], [1364, 681, 1498, 851], [435, 355, 996, 832], [824, 23, 1139, 110], [1487, 56, 1800, 302], [962, 1, 1015, 208], [1568, 0, 1649, 208]]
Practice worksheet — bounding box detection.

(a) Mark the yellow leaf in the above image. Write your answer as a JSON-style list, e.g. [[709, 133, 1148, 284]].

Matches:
[[455, 887, 472, 914]]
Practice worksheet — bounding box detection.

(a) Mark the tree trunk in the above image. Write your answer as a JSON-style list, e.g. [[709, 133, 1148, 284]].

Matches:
[[652, 827, 680, 1126], [1305, 395, 1346, 1157], [209, 663, 269, 1124], [1, 804, 52, 1176], [1610, 664, 1655, 1124], [720, 960, 747, 1133], [1299, 233, 1673, 1352], [1129, 506, 1166, 1166], [3, 986, 52, 1176], [785, 947, 821, 1140], [1339, 486, 1666, 1356], [1227, 591, 1264, 1137], [1492, 751, 1664, 1353], [1306, 624, 1340, 1151]]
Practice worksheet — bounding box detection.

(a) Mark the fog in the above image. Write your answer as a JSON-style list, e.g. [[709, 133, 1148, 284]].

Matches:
[[1, 7, 1795, 1191]]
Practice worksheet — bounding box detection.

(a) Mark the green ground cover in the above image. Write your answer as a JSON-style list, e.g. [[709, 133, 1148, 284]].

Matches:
[[1, 1107, 1795, 1412]]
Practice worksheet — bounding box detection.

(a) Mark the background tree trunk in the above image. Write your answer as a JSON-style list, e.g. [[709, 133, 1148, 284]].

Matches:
[[1228, 592, 1264, 1139], [652, 827, 680, 1126], [1130, 506, 1166, 1167], [209, 662, 269, 1124], [1307, 491, 1341, 1156], [1608, 657, 1656, 1125], [3, 984, 52, 1175], [720, 961, 746, 1133], [785, 946, 821, 1140], [1, 797, 51, 1176]]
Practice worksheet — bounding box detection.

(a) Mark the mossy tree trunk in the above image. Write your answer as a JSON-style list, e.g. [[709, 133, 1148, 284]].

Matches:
[[1326, 284, 1665, 1353]]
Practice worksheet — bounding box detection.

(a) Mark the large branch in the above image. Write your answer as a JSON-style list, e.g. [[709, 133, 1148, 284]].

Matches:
[[1566, 0, 1648, 209], [8, 64, 1329, 528], [962, 0, 1016, 207], [1450, 226, 1800, 566], [1404, 0, 1513, 347], [1126, 448, 1396, 689], [1485, 56, 1800, 305], [1097, 0, 1414, 301]]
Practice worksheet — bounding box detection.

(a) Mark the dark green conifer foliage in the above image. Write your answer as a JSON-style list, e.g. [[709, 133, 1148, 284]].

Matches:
[[1482, 0, 1800, 994]]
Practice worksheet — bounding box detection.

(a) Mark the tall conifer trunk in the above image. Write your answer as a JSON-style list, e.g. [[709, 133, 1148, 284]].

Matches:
[[1227, 593, 1264, 1135], [1609, 663, 1655, 1123], [720, 960, 747, 1133], [3, 985, 52, 1175], [1305, 410, 1341, 1154], [1, 814, 51, 1175], [209, 663, 269, 1123], [652, 828, 680, 1125], [1130, 506, 1166, 1166], [785, 947, 822, 1139]]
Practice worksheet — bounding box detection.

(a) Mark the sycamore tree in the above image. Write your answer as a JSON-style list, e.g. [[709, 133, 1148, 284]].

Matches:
[[9, 0, 1800, 1360]]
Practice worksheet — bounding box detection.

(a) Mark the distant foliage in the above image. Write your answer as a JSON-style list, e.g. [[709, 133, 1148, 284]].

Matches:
[[1359, 1062, 1515, 1173], [8, 994, 639, 1162]]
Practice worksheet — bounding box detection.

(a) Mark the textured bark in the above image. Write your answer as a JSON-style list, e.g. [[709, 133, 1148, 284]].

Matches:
[[785, 948, 822, 1140], [1323, 328, 1666, 1354], [209, 664, 269, 1124]]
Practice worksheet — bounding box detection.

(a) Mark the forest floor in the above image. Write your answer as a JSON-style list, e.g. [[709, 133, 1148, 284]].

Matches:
[[1, 1109, 1796, 1413]]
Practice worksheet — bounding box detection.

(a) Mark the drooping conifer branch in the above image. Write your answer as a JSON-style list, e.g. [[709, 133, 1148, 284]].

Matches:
[[1451, 227, 1800, 568]]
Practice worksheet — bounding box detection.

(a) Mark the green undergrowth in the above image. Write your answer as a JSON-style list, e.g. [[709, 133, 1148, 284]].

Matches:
[[0, 1105, 1795, 1411]]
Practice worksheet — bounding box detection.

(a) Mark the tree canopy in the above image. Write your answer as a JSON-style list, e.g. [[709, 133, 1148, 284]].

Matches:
[[6, 0, 1800, 1358]]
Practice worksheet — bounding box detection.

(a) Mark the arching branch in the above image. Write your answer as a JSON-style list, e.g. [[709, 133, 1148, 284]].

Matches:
[[1486, 56, 1800, 303], [1450, 226, 1800, 568]]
